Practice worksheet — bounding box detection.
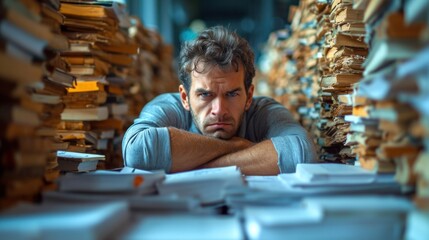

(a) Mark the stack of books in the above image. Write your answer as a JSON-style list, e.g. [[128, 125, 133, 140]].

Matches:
[[347, 0, 425, 174], [313, 0, 368, 164], [56, 1, 134, 170], [34, 0, 75, 189], [0, 0, 70, 209], [353, 0, 429, 237], [127, 16, 180, 115], [56, 0, 180, 170], [0, 0, 180, 208]]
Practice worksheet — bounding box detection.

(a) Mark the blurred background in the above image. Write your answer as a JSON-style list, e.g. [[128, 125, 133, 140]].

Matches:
[[126, 0, 299, 61]]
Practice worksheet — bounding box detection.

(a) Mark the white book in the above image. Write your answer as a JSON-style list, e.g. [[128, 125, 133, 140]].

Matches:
[[0, 201, 129, 240], [61, 106, 109, 121], [57, 151, 105, 172], [294, 163, 376, 184], [0, 20, 48, 59], [57, 151, 105, 162]]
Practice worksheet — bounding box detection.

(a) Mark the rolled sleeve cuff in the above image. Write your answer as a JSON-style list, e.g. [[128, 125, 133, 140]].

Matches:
[[271, 135, 316, 173], [123, 127, 172, 172]]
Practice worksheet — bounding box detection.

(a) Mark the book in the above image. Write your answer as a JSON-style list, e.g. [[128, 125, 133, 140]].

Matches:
[[404, 0, 429, 24], [95, 41, 139, 55], [338, 22, 366, 35], [376, 12, 425, 39], [59, 3, 118, 20], [0, 201, 129, 240], [108, 102, 129, 116], [0, 104, 41, 127], [369, 101, 419, 123], [334, 8, 364, 24], [41, 2, 64, 24], [31, 93, 62, 104], [47, 68, 76, 88], [328, 32, 368, 48], [0, 20, 49, 60], [57, 150, 105, 161], [61, 106, 109, 121], [366, 39, 424, 75], [321, 74, 362, 88], [363, 0, 400, 24], [0, 52, 43, 84], [56, 150, 105, 172]]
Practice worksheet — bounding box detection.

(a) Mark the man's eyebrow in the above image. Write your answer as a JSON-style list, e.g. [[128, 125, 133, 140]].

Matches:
[[195, 88, 212, 93], [226, 88, 242, 94]]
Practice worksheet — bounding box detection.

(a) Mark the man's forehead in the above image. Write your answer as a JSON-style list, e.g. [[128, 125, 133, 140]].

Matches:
[[192, 60, 243, 74]]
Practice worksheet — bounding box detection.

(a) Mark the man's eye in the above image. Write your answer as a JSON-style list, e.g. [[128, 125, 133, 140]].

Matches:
[[198, 92, 211, 98], [226, 92, 239, 97]]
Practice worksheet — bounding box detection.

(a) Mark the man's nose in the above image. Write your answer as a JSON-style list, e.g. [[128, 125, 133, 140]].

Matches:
[[211, 96, 227, 117]]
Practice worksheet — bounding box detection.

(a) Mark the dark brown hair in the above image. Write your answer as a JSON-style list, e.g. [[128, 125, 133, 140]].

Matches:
[[178, 26, 255, 93]]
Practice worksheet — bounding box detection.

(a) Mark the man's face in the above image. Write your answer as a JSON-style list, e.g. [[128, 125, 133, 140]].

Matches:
[[179, 64, 254, 139]]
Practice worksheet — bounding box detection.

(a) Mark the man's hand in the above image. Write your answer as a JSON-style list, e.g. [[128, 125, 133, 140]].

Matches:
[[229, 136, 255, 150]]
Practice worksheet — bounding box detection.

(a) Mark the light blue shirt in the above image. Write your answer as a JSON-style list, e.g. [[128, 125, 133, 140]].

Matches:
[[122, 93, 317, 173]]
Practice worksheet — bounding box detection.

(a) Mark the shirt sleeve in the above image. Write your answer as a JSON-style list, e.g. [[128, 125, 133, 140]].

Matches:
[[248, 98, 318, 173], [122, 93, 189, 172]]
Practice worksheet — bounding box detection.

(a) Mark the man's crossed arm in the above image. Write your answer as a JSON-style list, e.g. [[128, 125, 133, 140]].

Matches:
[[168, 127, 280, 175]]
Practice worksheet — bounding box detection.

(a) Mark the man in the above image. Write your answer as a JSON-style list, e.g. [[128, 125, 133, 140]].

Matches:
[[122, 26, 316, 175]]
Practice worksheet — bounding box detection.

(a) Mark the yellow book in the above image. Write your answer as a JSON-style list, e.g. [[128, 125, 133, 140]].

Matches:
[[67, 81, 104, 93], [59, 3, 117, 20]]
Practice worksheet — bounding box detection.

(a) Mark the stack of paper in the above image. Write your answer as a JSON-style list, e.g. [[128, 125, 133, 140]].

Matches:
[[244, 195, 411, 240], [156, 166, 244, 204], [46, 167, 204, 212], [116, 213, 243, 240], [276, 163, 405, 195], [278, 163, 377, 186], [0, 201, 129, 240], [56, 167, 165, 194], [291, 163, 375, 185], [43, 191, 201, 213]]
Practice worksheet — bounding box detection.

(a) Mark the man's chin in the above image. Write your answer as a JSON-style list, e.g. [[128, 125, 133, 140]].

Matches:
[[204, 130, 234, 140]]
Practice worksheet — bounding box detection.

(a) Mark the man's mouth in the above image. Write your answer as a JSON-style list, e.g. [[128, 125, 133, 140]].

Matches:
[[206, 122, 232, 130]]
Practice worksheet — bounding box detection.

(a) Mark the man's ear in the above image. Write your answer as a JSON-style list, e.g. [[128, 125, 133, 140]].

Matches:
[[179, 85, 190, 111], [245, 84, 254, 110]]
